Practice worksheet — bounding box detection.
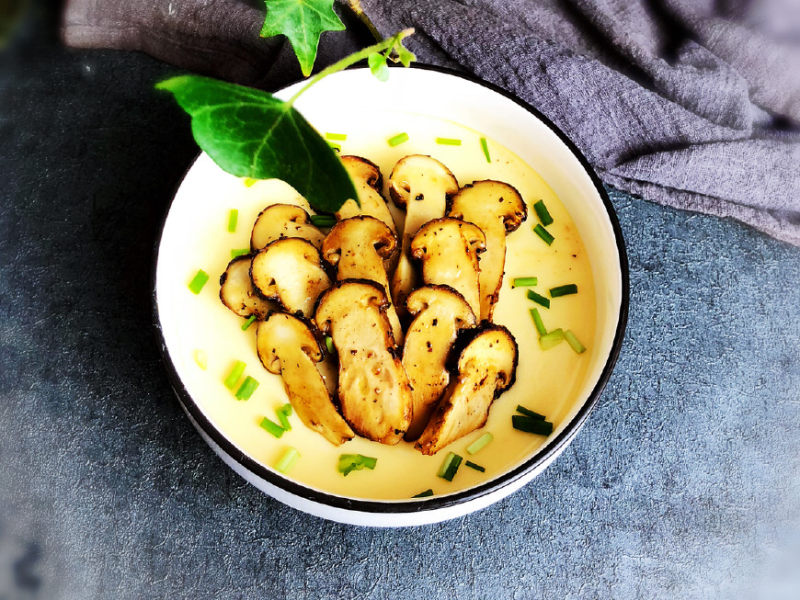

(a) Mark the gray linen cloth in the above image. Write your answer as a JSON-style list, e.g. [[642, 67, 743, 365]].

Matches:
[[62, 0, 800, 246]]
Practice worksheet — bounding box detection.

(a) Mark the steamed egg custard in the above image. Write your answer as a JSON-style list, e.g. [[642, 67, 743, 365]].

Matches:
[[169, 114, 597, 500]]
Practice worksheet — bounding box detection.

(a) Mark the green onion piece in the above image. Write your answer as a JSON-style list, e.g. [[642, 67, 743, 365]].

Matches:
[[337, 454, 378, 476], [227, 209, 238, 232], [235, 376, 259, 401], [325, 132, 347, 141], [539, 328, 565, 350], [259, 417, 285, 438], [466, 432, 494, 455], [516, 405, 545, 420], [241, 315, 257, 331], [549, 284, 578, 297], [465, 460, 485, 473], [275, 447, 300, 473], [512, 415, 554, 436], [276, 403, 292, 431], [188, 269, 209, 294], [530, 308, 547, 336], [310, 214, 336, 228], [533, 200, 554, 226], [512, 277, 538, 288], [412, 489, 434, 498], [230, 248, 249, 259], [437, 452, 463, 482], [533, 224, 555, 245], [480, 137, 491, 162], [243, 177, 257, 187], [223, 360, 246, 389], [324, 336, 335, 355], [527, 289, 550, 309], [435, 137, 462, 146], [328, 142, 341, 152], [564, 329, 587, 354], [193, 349, 208, 370], [387, 132, 409, 147]]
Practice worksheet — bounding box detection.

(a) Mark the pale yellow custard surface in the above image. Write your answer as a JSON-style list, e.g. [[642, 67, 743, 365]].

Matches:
[[162, 113, 596, 500]]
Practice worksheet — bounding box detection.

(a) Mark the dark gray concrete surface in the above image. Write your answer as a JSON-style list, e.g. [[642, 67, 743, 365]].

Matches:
[[1, 6, 798, 600]]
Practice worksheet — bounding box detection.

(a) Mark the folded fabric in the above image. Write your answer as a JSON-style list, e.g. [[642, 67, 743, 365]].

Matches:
[[62, 0, 800, 246]]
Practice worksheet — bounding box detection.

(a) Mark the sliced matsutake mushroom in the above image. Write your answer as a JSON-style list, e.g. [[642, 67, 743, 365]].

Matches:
[[336, 156, 396, 233], [388, 155, 459, 308], [219, 254, 278, 319], [416, 324, 518, 455], [250, 204, 325, 251], [410, 217, 486, 318], [402, 285, 477, 441], [315, 280, 413, 445], [321, 216, 403, 343], [448, 181, 527, 321], [250, 238, 332, 317], [257, 313, 354, 446]]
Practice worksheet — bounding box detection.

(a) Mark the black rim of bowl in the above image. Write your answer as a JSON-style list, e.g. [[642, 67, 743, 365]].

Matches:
[[151, 63, 630, 517]]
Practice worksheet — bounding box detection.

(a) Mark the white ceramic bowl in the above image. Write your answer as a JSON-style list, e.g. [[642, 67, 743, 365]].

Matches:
[[153, 66, 628, 526]]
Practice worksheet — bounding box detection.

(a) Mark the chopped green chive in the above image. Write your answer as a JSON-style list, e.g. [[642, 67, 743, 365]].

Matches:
[[325, 132, 347, 141], [412, 489, 434, 498], [527, 289, 550, 309], [310, 214, 336, 228], [193, 349, 208, 370], [480, 137, 491, 162], [328, 142, 342, 152], [435, 137, 462, 146], [466, 432, 494, 455], [437, 452, 463, 482], [235, 376, 259, 401], [465, 460, 485, 473], [259, 417, 285, 438], [387, 132, 409, 147], [241, 315, 257, 331], [516, 405, 545, 420], [276, 403, 292, 431], [564, 330, 587, 354], [227, 209, 238, 232], [533, 200, 554, 226], [533, 224, 555, 245], [223, 360, 246, 389], [550, 284, 578, 297], [243, 177, 257, 187], [230, 248, 249, 259], [338, 454, 377, 476], [511, 277, 538, 288], [530, 308, 547, 336], [188, 269, 209, 294], [539, 328, 565, 350], [512, 415, 554, 436], [275, 447, 300, 473], [324, 335, 335, 355]]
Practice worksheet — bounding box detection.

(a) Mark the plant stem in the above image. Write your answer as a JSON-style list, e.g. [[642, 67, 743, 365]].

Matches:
[[287, 28, 415, 106]]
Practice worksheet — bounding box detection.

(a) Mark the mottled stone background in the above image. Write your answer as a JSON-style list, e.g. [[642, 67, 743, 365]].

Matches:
[[1, 5, 798, 600]]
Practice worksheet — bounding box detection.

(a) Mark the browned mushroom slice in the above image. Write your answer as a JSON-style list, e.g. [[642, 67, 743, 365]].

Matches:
[[409, 217, 486, 318], [388, 155, 459, 308], [402, 285, 477, 441], [250, 204, 325, 251], [416, 324, 518, 455], [257, 313, 354, 446], [250, 238, 332, 317], [321, 216, 403, 343], [315, 280, 413, 445], [219, 255, 278, 319], [335, 156, 396, 233], [448, 181, 527, 321]]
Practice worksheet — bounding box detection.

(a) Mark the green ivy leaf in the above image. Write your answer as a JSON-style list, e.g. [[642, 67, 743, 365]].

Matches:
[[156, 75, 357, 214], [396, 45, 416, 68], [367, 52, 390, 82], [261, 0, 345, 77]]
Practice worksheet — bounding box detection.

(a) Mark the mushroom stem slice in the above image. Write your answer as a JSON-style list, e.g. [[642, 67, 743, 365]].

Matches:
[[416, 324, 518, 455], [219, 255, 279, 319], [448, 181, 527, 321], [257, 314, 354, 446], [402, 285, 477, 441], [251, 204, 325, 251], [336, 156, 397, 233], [315, 280, 413, 445]]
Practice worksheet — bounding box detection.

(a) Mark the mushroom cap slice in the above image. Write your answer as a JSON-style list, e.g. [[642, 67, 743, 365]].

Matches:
[[335, 156, 397, 233], [315, 280, 413, 445], [250, 204, 325, 251], [410, 217, 486, 318], [219, 255, 279, 319], [416, 324, 518, 455], [388, 155, 459, 309], [250, 238, 332, 317], [402, 285, 477, 441], [448, 181, 527, 321], [257, 314, 354, 446], [321, 216, 403, 343]]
